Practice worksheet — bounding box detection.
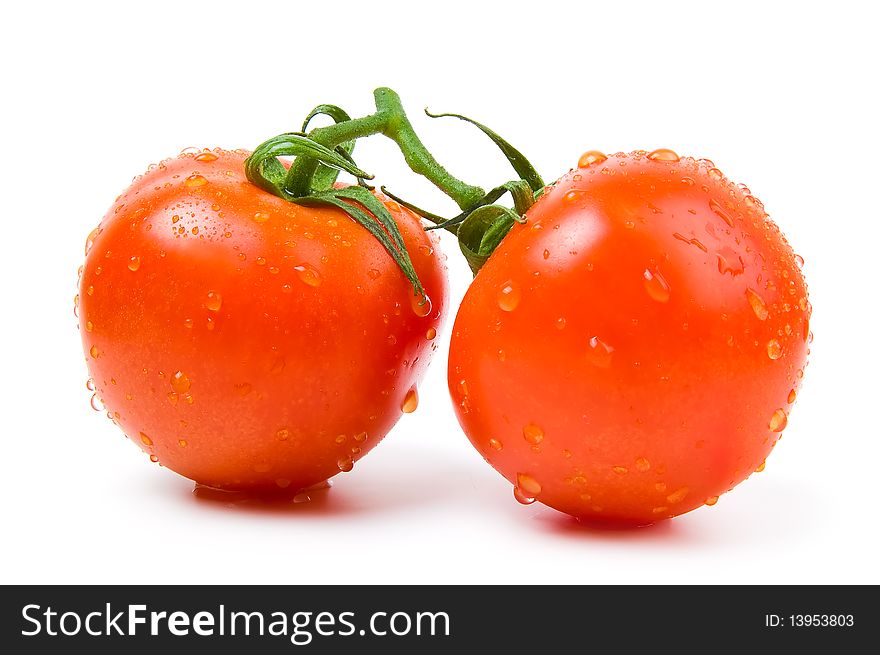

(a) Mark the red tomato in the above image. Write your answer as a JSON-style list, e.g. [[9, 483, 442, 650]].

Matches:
[[78, 148, 447, 491], [448, 150, 810, 524]]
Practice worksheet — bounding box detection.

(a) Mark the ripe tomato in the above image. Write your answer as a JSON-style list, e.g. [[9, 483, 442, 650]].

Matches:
[[448, 150, 810, 524], [78, 148, 446, 491]]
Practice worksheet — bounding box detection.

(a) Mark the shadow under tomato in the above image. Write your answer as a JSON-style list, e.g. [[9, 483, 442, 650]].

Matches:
[[531, 507, 683, 542]]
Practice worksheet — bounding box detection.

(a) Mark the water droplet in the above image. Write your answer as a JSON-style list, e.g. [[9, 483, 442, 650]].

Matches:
[[354, 431, 368, 443], [167, 392, 179, 405], [89, 393, 102, 411], [425, 327, 437, 340], [681, 177, 695, 186], [497, 280, 521, 312], [794, 254, 805, 269], [647, 148, 680, 162], [252, 211, 270, 224], [184, 174, 208, 187], [411, 293, 432, 317], [652, 506, 668, 514], [178, 439, 188, 447], [769, 409, 787, 432], [522, 423, 544, 444], [654, 482, 667, 493], [89, 345, 99, 359], [704, 496, 719, 506], [708, 199, 734, 227], [564, 189, 584, 203], [555, 317, 567, 330], [587, 336, 614, 368], [513, 487, 536, 505], [140, 432, 153, 447], [745, 288, 769, 320], [294, 264, 321, 287], [578, 150, 607, 167], [755, 461, 766, 473], [787, 388, 797, 404], [367, 268, 381, 280], [516, 473, 542, 496], [635, 457, 651, 472], [85, 227, 101, 255], [666, 487, 689, 504], [336, 456, 354, 472], [643, 268, 671, 302], [170, 370, 191, 393], [488, 438, 503, 451], [419, 244, 434, 257], [205, 291, 222, 312], [767, 339, 782, 360], [85, 378, 96, 392], [708, 167, 724, 181], [149, 455, 160, 463], [612, 466, 629, 475], [401, 386, 419, 413], [73, 294, 80, 318], [276, 428, 290, 441], [126, 256, 141, 272], [194, 151, 218, 162], [716, 247, 744, 276]]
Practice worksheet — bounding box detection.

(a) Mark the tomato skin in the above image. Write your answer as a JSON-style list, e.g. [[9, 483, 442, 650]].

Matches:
[[449, 152, 809, 524], [79, 149, 446, 491]]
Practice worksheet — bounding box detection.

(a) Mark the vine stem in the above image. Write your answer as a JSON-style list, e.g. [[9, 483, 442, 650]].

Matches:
[[285, 88, 485, 210]]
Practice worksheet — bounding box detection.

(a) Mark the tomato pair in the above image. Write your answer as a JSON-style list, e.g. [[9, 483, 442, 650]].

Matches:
[[78, 93, 809, 525]]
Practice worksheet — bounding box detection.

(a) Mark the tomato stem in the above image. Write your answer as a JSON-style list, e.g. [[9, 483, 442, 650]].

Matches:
[[285, 88, 485, 210]]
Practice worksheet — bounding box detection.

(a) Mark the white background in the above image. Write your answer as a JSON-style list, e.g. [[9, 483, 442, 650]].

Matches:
[[1, 1, 877, 584]]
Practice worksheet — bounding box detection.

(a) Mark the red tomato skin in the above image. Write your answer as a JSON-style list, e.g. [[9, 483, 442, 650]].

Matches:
[[79, 149, 447, 491], [449, 152, 809, 524]]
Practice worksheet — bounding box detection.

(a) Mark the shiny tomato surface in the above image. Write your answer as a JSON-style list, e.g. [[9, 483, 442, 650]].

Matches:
[[449, 150, 809, 524], [79, 149, 447, 491]]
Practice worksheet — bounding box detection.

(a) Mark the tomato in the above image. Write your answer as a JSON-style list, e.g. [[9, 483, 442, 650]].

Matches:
[[448, 150, 810, 524], [78, 148, 447, 491]]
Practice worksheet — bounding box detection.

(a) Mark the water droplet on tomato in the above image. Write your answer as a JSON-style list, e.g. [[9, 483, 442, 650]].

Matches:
[[767, 339, 783, 360], [709, 199, 735, 227], [194, 151, 218, 162], [794, 254, 805, 269], [425, 327, 437, 340], [170, 371, 191, 393], [643, 268, 671, 302], [497, 280, 521, 312], [612, 466, 629, 475], [769, 409, 787, 432], [564, 189, 584, 203], [745, 288, 769, 320], [587, 336, 614, 367], [84, 320, 94, 332], [708, 167, 724, 181], [401, 386, 419, 413], [294, 264, 321, 287], [276, 428, 290, 441], [522, 423, 544, 445], [367, 268, 381, 280], [681, 177, 695, 186], [253, 211, 270, 224], [654, 482, 667, 493], [555, 317, 567, 330], [513, 487, 536, 505], [205, 291, 222, 312], [185, 174, 208, 187], [73, 294, 80, 318], [787, 388, 797, 404], [488, 438, 503, 451], [336, 456, 354, 472], [755, 461, 766, 473], [647, 148, 680, 162], [516, 473, 542, 496], [149, 454, 160, 463], [85, 227, 102, 255], [178, 439, 188, 448], [578, 150, 607, 167], [140, 432, 153, 447], [411, 293, 432, 317], [85, 378, 96, 392], [635, 457, 651, 472], [666, 487, 689, 504], [89, 345, 99, 359], [704, 496, 719, 506], [126, 256, 141, 272], [89, 393, 102, 411], [652, 506, 669, 514], [354, 431, 368, 443]]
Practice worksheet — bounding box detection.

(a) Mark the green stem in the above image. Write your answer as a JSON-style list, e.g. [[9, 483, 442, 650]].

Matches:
[[285, 88, 485, 209]]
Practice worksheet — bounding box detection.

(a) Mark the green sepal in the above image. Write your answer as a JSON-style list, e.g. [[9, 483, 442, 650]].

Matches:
[[457, 204, 523, 275], [425, 110, 545, 192], [296, 188, 424, 298], [301, 105, 356, 191], [244, 133, 373, 200]]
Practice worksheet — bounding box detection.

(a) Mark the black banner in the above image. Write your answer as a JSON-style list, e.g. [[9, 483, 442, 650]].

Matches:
[[0, 585, 870, 653]]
